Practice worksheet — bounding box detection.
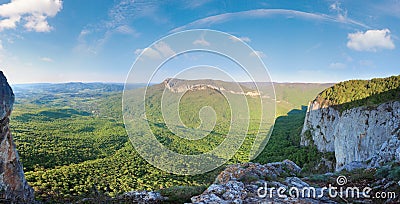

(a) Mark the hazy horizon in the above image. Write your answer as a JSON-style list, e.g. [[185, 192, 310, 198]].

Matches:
[[9, 74, 398, 86]]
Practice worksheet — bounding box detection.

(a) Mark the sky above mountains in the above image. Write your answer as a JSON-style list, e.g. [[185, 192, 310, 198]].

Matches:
[[0, 0, 399, 84]]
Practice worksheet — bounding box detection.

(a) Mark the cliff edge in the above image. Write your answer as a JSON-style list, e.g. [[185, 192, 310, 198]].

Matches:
[[0, 71, 35, 203], [300, 76, 400, 171]]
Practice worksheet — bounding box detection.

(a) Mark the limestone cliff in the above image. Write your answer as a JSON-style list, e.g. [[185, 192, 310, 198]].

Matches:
[[0, 71, 35, 203], [301, 99, 400, 170], [163, 78, 260, 96]]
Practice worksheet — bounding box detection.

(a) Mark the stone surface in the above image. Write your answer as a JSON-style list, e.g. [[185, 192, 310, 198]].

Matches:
[[301, 99, 400, 170], [368, 135, 400, 167], [191, 160, 336, 204], [163, 78, 260, 96], [0, 71, 35, 203], [116, 190, 165, 203], [337, 161, 368, 172]]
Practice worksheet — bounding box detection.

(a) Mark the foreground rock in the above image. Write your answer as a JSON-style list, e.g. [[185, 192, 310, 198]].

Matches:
[[191, 160, 336, 204], [115, 190, 165, 203], [78, 190, 166, 203], [0, 71, 35, 203]]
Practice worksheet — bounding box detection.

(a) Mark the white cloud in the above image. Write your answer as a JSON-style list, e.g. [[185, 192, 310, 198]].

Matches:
[[78, 29, 90, 39], [75, 0, 153, 54], [141, 47, 161, 59], [115, 25, 138, 36], [330, 1, 347, 22], [184, 0, 212, 9], [134, 48, 143, 55], [329, 2, 339, 10], [347, 29, 395, 52], [250, 50, 266, 58], [40, 57, 53, 62], [229, 36, 251, 43], [329, 62, 346, 69], [138, 41, 176, 59], [193, 37, 210, 46], [0, 0, 63, 32], [154, 41, 175, 57]]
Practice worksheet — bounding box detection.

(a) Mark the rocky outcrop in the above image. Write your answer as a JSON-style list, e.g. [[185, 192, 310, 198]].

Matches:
[[191, 160, 336, 203], [368, 135, 400, 168], [115, 190, 165, 203], [301, 99, 400, 170], [163, 78, 260, 96], [0, 71, 35, 203], [78, 190, 165, 203]]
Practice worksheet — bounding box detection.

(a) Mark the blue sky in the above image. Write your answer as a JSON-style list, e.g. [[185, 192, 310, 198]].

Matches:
[[0, 0, 399, 84]]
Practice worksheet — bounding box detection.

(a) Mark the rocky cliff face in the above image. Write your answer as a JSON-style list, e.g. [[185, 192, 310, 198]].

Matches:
[[301, 99, 400, 170], [163, 78, 260, 96], [0, 71, 35, 203]]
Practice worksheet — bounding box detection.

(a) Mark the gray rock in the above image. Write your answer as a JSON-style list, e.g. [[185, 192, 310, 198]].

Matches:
[[337, 161, 368, 172], [191, 193, 226, 204], [117, 190, 165, 203], [368, 135, 400, 168], [383, 181, 396, 189], [0, 71, 14, 120], [191, 160, 336, 203], [206, 184, 225, 195], [301, 99, 400, 170], [0, 71, 35, 203], [284, 177, 310, 188]]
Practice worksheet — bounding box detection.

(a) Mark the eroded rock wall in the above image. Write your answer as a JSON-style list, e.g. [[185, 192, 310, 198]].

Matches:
[[301, 100, 400, 170]]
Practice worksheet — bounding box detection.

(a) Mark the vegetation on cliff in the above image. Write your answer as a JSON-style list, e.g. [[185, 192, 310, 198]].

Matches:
[[317, 75, 400, 112]]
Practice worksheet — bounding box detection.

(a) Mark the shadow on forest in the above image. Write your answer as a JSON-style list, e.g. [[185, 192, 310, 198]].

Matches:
[[253, 105, 322, 169]]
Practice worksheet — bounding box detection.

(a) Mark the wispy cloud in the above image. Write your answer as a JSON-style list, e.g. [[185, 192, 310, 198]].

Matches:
[[305, 43, 322, 53], [193, 33, 211, 46], [136, 41, 176, 59], [250, 50, 266, 58], [40, 57, 53, 62], [329, 62, 346, 69], [0, 0, 63, 32], [184, 0, 213, 9], [115, 25, 139, 36], [170, 9, 369, 33], [347, 29, 395, 52], [328, 1, 367, 28], [329, 1, 347, 21], [76, 0, 158, 54], [229, 36, 251, 43]]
